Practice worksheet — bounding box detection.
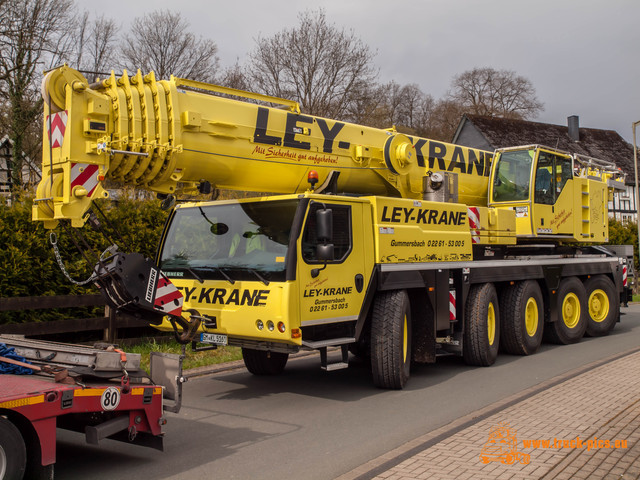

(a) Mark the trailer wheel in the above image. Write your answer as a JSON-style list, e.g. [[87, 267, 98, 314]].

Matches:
[[0, 417, 26, 480], [241, 348, 288, 375], [370, 290, 411, 389], [463, 283, 500, 366], [500, 281, 544, 355], [545, 276, 587, 344], [584, 275, 618, 336]]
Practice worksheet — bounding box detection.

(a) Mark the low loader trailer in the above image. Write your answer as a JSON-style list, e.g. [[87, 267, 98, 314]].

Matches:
[[0, 336, 184, 479]]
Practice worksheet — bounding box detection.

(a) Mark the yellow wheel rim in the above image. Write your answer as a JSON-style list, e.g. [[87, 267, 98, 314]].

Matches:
[[525, 297, 539, 337], [562, 292, 580, 328], [487, 302, 496, 345], [588, 289, 609, 323], [402, 315, 408, 363]]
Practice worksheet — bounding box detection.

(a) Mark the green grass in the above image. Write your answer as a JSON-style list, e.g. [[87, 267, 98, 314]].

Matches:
[[633, 294, 640, 303], [124, 337, 243, 373]]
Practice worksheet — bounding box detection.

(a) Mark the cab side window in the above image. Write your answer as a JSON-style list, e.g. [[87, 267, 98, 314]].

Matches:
[[556, 156, 573, 196], [534, 153, 554, 204], [302, 203, 352, 263], [534, 152, 573, 205]]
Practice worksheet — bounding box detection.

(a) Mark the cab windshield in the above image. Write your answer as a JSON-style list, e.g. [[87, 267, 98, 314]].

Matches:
[[159, 199, 300, 282], [492, 150, 534, 203]]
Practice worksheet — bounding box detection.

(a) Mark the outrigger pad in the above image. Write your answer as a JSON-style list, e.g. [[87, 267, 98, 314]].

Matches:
[[91, 248, 182, 326]]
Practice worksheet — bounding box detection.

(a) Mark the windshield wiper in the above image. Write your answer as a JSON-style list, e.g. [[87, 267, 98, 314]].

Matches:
[[186, 267, 204, 284], [247, 268, 270, 286], [216, 266, 236, 285], [195, 265, 236, 285]]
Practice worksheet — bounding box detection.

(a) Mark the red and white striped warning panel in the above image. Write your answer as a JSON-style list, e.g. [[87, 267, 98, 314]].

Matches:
[[449, 290, 456, 321], [467, 207, 480, 244], [153, 274, 184, 317], [623, 265, 628, 287], [70, 163, 100, 196], [46, 110, 68, 148]]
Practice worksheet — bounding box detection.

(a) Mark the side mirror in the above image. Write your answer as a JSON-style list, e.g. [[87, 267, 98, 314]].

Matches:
[[316, 243, 334, 262], [312, 208, 335, 278], [316, 208, 333, 242]]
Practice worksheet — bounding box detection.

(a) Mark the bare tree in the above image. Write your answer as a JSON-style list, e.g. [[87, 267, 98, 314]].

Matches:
[[399, 84, 435, 137], [376, 82, 435, 136], [344, 82, 389, 128], [120, 10, 219, 82], [0, 0, 74, 191], [71, 12, 119, 79], [427, 99, 467, 142], [378, 81, 405, 127], [219, 61, 251, 91], [447, 67, 543, 119], [247, 9, 378, 120], [352, 81, 437, 138]]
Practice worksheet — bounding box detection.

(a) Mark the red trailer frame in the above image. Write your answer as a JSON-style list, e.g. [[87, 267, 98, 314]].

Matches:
[[0, 342, 183, 480]]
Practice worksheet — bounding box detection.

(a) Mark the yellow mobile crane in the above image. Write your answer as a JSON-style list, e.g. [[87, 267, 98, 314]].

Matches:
[[34, 66, 627, 388]]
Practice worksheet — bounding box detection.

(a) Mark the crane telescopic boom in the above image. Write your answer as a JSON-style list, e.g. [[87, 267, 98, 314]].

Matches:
[[34, 66, 493, 228]]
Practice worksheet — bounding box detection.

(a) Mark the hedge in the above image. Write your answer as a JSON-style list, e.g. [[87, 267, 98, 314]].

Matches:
[[0, 192, 167, 324]]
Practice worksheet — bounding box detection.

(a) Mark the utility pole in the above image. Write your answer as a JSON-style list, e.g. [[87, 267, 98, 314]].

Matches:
[[633, 121, 640, 269]]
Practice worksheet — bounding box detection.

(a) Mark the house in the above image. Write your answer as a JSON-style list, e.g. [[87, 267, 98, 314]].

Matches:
[[0, 136, 41, 201], [452, 115, 636, 223]]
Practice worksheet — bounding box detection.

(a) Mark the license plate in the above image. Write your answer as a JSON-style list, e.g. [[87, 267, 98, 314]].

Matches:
[[200, 333, 228, 345]]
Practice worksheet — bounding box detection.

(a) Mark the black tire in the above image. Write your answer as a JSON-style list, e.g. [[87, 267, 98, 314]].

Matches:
[[463, 283, 500, 366], [499, 281, 544, 355], [241, 348, 288, 375], [544, 276, 587, 345], [584, 275, 618, 336], [0, 417, 26, 480], [370, 290, 412, 389]]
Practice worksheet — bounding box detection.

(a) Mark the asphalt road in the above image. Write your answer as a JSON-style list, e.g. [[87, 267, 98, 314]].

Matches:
[[54, 304, 640, 479]]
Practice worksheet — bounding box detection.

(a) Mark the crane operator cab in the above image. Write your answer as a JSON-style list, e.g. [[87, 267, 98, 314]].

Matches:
[[488, 145, 612, 242]]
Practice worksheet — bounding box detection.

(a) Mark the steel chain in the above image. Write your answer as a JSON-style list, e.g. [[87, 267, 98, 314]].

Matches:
[[49, 232, 94, 286]]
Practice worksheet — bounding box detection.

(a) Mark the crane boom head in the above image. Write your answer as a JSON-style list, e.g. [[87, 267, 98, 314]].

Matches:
[[34, 65, 495, 228]]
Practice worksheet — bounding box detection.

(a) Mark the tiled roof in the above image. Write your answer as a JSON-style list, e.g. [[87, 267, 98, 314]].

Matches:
[[458, 115, 635, 181]]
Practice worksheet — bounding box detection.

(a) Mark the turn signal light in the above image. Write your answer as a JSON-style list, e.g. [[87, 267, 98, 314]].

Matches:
[[291, 328, 301, 339], [277, 322, 286, 333]]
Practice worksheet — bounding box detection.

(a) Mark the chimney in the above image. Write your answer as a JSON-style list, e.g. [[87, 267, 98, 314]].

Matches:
[[568, 115, 580, 142]]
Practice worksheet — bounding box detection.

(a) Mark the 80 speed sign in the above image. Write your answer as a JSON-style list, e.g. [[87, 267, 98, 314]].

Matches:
[[100, 387, 121, 411]]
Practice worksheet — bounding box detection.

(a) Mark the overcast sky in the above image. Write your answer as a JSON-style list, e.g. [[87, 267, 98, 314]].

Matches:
[[87, 0, 639, 142]]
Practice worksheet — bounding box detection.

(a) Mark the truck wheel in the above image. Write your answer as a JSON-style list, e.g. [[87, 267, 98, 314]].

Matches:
[[463, 283, 500, 366], [500, 281, 544, 355], [0, 417, 26, 480], [370, 290, 411, 389], [241, 348, 288, 375], [584, 275, 618, 336], [544, 276, 587, 344]]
